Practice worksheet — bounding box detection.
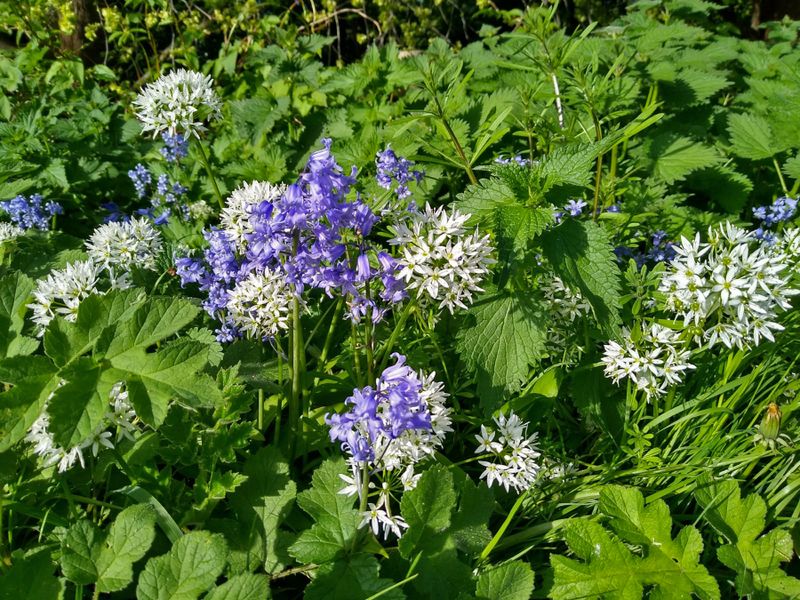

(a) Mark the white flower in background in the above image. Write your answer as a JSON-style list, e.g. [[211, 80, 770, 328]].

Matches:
[[226, 269, 295, 339], [220, 181, 286, 253], [188, 200, 214, 221], [359, 495, 409, 540], [0, 222, 24, 243], [660, 221, 796, 350], [86, 217, 162, 281], [28, 260, 101, 335], [475, 411, 542, 494], [543, 276, 592, 322], [601, 322, 694, 400], [133, 69, 222, 138], [25, 383, 138, 473], [389, 204, 494, 313]]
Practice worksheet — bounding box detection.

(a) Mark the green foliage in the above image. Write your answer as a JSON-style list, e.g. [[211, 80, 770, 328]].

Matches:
[[0, 547, 64, 600], [475, 561, 535, 600]]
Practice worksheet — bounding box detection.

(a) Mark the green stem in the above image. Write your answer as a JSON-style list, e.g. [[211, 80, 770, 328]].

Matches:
[[257, 388, 264, 432], [479, 491, 528, 562], [359, 462, 370, 513], [364, 288, 375, 385], [351, 321, 363, 386], [773, 157, 789, 195], [194, 139, 224, 209], [432, 95, 477, 185], [275, 337, 284, 447], [377, 302, 414, 372], [92, 585, 100, 600], [290, 294, 304, 450], [319, 298, 343, 373]]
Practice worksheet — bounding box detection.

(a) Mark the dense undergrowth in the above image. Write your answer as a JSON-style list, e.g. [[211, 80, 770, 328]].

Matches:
[[0, 1, 799, 598]]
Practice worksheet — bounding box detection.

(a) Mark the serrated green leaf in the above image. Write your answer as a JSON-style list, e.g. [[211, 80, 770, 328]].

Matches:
[[61, 520, 102, 585], [541, 219, 621, 334], [288, 457, 360, 564], [306, 555, 405, 600], [783, 154, 800, 182], [650, 135, 721, 184], [454, 177, 517, 224], [398, 465, 455, 558], [229, 447, 295, 574], [0, 271, 36, 358], [95, 504, 157, 592], [136, 531, 227, 600], [476, 561, 534, 600], [47, 359, 113, 448], [451, 474, 493, 556], [0, 371, 59, 452], [204, 574, 271, 600], [494, 204, 553, 266], [456, 291, 546, 408], [728, 113, 785, 160], [0, 547, 64, 600]]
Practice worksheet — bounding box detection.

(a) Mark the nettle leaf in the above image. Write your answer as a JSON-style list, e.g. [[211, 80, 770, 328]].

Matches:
[[695, 479, 800, 598], [476, 561, 534, 600], [305, 554, 404, 600], [782, 154, 800, 182], [540, 219, 621, 334], [456, 290, 546, 409], [650, 135, 721, 184], [136, 531, 228, 600], [229, 447, 296, 574], [0, 547, 64, 600], [61, 504, 157, 593], [44, 289, 146, 367], [455, 177, 516, 223], [96, 297, 200, 360], [727, 113, 788, 161], [205, 573, 271, 600], [0, 271, 38, 358], [550, 486, 720, 600], [494, 204, 554, 267], [288, 457, 361, 564]]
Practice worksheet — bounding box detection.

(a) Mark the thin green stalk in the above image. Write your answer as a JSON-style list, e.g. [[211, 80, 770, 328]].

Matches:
[[479, 491, 528, 562], [773, 157, 789, 195], [359, 462, 370, 513], [257, 388, 264, 432], [351, 321, 363, 386], [275, 337, 284, 446], [318, 298, 343, 372], [377, 302, 414, 372], [290, 294, 304, 443], [92, 585, 100, 600], [364, 286, 375, 384], [432, 94, 477, 185], [365, 574, 419, 600], [194, 139, 224, 209]]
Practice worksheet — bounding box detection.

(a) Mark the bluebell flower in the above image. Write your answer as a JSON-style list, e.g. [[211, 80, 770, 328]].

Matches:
[[606, 204, 621, 213], [752, 196, 797, 228], [564, 199, 587, 217], [495, 154, 530, 167], [128, 164, 151, 199], [0, 194, 62, 231], [376, 146, 423, 200], [160, 132, 189, 163]]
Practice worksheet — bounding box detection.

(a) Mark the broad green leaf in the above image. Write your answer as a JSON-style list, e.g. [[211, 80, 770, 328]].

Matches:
[[305, 555, 405, 600], [783, 154, 800, 182], [410, 546, 475, 600], [456, 290, 546, 408], [61, 520, 102, 585], [0, 547, 64, 600], [694, 479, 765, 545], [0, 372, 59, 452], [229, 447, 295, 574], [204, 574, 271, 600], [540, 219, 621, 333], [95, 504, 158, 592], [455, 177, 516, 224], [476, 561, 534, 600], [97, 297, 200, 360], [0, 271, 37, 358], [398, 465, 456, 558], [727, 113, 785, 160], [47, 359, 114, 448], [450, 474, 493, 556], [288, 457, 360, 564], [494, 204, 554, 266], [136, 531, 227, 600], [650, 135, 721, 184], [44, 289, 146, 367]]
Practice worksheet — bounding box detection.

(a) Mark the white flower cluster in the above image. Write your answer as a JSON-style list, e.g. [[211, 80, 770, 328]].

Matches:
[[769, 226, 800, 278], [389, 204, 495, 313], [220, 181, 286, 253], [542, 276, 592, 360], [25, 383, 138, 473], [602, 323, 694, 400], [660, 222, 797, 349], [0, 222, 24, 243], [475, 411, 542, 493], [226, 270, 296, 339], [86, 217, 162, 284], [133, 69, 222, 138], [28, 260, 100, 335]]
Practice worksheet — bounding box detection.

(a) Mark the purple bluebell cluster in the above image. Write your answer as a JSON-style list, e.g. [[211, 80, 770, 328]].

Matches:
[[160, 132, 189, 163], [495, 154, 530, 167], [376, 146, 423, 200], [615, 230, 676, 268], [753, 196, 797, 244], [176, 139, 410, 340], [127, 164, 190, 224], [0, 194, 62, 231], [326, 353, 432, 462]]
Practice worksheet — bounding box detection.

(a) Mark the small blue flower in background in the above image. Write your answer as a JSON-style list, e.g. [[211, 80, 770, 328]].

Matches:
[[752, 196, 797, 245], [127, 163, 191, 225], [495, 154, 530, 167], [564, 199, 588, 217], [615, 229, 675, 268], [0, 194, 62, 231], [376, 146, 423, 200], [160, 132, 189, 163], [128, 164, 151, 199]]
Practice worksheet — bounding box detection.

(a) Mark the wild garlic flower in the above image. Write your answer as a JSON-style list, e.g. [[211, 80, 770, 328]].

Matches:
[[542, 276, 592, 323], [220, 181, 286, 253], [226, 270, 295, 340], [601, 323, 694, 400], [0, 222, 24, 243], [389, 204, 494, 313], [475, 411, 542, 494], [133, 68, 222, 138], [660, 222, 796, 349], [86, 217, 162, 282], [360, 495, 409, 540], [28, 260, 101, 335], [25, 382, 137, 473]]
